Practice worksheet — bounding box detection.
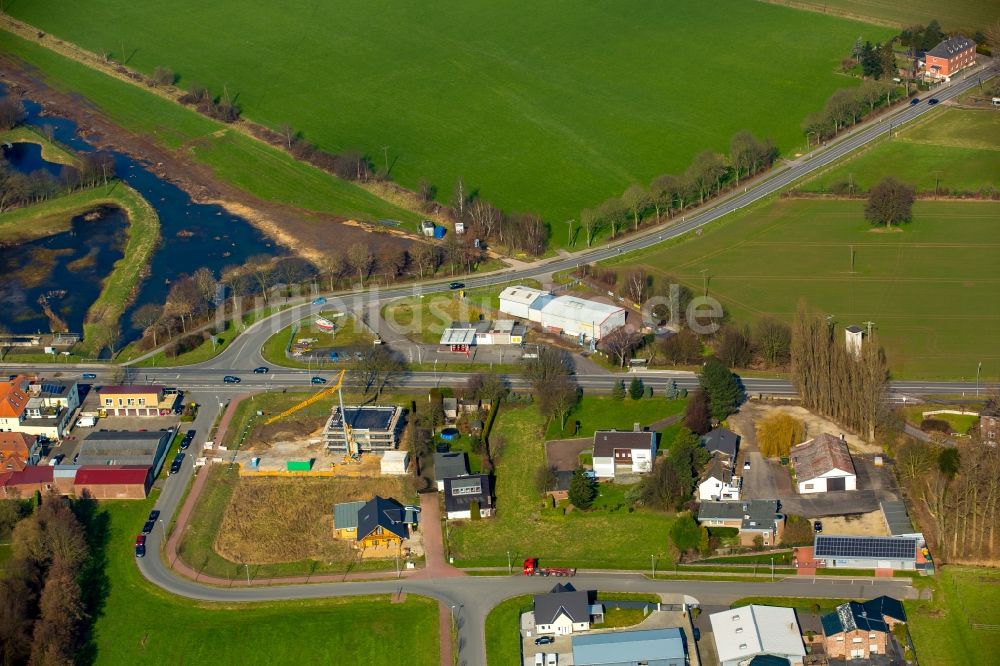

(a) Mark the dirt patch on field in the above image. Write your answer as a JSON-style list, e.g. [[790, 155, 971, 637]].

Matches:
[[729, 401, 881, 454], [817, 511, 888, 536], [215, 476, 416, 564], [0, 54, 413, 262]]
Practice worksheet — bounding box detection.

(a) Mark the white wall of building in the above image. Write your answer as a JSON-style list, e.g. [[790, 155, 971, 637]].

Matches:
[[798, 469, 856, 494]]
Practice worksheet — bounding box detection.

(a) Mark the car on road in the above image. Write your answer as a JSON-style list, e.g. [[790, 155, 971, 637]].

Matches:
[[142, 520, 155, 535], [743, 460, 751, 470], [186, 429, 196, 439], [928, 98, 939, 105], [814, 520, 823, 533], [81, 372, 97, 379], [313, 297, 327, 305], [135, 534, 146, 558], [253, 366, 269, 374], [311, 376, 327, 385], [169, 453, 185, 474], [910, 97, 921, 105], [179, 438, 190, 450], [534, 636, 554, 646], [223, 375, 241, 383], [148, 510, 160, 522], [448, 282, 465, 290]]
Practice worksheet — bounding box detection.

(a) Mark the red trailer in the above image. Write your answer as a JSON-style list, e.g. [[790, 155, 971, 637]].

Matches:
[[522, 558, 576, 577]]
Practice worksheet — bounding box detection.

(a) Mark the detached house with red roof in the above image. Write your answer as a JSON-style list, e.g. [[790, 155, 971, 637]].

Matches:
[[0, 375, 31, 433], [0, 432, 41, 471]]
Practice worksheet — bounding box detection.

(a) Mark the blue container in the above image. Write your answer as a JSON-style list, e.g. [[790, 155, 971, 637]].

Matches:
[[440, 428, 460, 441], [433, 226, 446, 239]]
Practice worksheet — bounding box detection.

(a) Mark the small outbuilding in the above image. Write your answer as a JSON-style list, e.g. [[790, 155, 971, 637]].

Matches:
[[791, 433, 856, 494], [74, 465, 152, 499], [380, 450, 410, 476]]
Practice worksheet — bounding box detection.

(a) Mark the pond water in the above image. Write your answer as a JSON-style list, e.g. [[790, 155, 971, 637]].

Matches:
[[1, 141, 73, 180], [0, 85, 285, 338], [0, 206, 127, 334]]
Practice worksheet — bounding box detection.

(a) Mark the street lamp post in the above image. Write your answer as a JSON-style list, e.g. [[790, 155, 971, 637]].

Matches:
[[977, 361, 982, 396], [771, 557, 774, 582], [158, 519, 165, 540], [507, 550, 512, 575], [245, 563, 250, 585], [651, 554, 656, 578]]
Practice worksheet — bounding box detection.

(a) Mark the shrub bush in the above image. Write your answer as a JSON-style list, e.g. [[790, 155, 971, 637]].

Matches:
[[920, 418, 952, 434]]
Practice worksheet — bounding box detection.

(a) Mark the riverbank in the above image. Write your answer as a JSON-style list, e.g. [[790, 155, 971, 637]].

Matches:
[[0, 124, 78, 166], [0, 185, 119, 244]]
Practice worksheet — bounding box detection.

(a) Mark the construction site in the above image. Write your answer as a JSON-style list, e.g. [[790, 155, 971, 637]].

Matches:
[[230, 369, 409, 478]]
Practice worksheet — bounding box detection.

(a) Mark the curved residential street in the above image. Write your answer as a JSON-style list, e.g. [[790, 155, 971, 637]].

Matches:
[[2, 65, 991, 666]]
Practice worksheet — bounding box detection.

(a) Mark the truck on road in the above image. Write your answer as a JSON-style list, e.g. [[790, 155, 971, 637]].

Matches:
[[522, 558, 576, 577]]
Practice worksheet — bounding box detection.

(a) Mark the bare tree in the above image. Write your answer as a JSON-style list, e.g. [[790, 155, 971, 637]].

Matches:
[[686, 151, 727, 204], [754, 317, 791, 367], [346, 243, 374, 286], [411, 243, 439, 278], [601, 327, 643, 368], [650, 174, 680, 222], [865, 177, 915, 228], [580, 207, 600, 247], [598, 197, 626, 240], [351, 347, 404, 399], [621, 184, 649, 231], [130, 304, 164, 347], [624, 269, 649, 305], [244, 255, 274, 304]]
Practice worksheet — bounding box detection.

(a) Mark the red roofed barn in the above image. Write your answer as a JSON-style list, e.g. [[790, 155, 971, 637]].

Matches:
[[74, 465, 152, 499]]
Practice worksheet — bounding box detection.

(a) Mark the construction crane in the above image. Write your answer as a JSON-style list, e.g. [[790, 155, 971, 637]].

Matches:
[[262, 368, 358, 459]]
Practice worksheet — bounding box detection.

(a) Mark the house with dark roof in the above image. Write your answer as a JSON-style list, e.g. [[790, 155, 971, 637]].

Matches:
[[533, 583, 603, 636], [821, 596, 906, 660], [791, 433, 856, 494], [433, 451, 469, 491], [698, 455, 740, 501], [443, 474, 493, 520], [701, 427, 739, 460], [592, 430, 657, 479], [78, 430, 173, 476], [924, 35, 976, 78], [698, 499, 785, 547], [332, 496, 418, 557]]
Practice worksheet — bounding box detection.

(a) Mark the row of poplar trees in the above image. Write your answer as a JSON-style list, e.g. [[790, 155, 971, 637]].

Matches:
[[790, 304, 889, 441]]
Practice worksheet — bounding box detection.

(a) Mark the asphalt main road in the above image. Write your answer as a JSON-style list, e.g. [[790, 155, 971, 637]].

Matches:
[[4, 67, 989, 666]]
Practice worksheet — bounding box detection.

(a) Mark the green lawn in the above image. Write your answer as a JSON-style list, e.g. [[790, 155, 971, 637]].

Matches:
[[905, 566, 1000, 666], [803, 108, 1000, 195], [260, 312, 374, 366], [449, 406, 676, 569], [485, 594, 532, 666], [902, 404, 981, 434], [544, 395, 686, 439], [766, 0, 1000, 29], [0, 31, 421, 225], [607, 197, 1000, 379], [5, 1, 891, 230], [84, 498, 439, 665], [382, 294, 492, 344]]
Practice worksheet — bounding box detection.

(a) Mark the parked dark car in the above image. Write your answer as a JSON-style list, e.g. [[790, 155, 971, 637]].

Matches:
[[814, 520, 823, 533], [311, 376, 327, 385], [142, 520, 155, 535], [148, 510, 160, 522], [910, 97, 921, 105], [179, 439, 190, 451], [186, 429, 196, 439], [81, 372, 97, 379], [928, 98, 939, 105], [135, 534, 146, 558], [534, 636, 554, 646], [223, 375, 241, 383], [253, 366, 269, 374]]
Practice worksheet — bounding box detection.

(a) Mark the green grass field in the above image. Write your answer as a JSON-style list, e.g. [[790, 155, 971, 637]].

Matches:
[[544, 394, 685, 439], [5, 1, 891, 229], [448, 405, 676, 569], [905, 566, 1000, 665], [764, 0, 1000, 30], [84, 498, 439, 665], [609, 197, 1000, 379], [0, 31, 421, 225], [803, 108, 1000, 194]]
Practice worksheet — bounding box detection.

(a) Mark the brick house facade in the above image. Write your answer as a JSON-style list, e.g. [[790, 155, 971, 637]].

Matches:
[[822, 596, 906, 660], [924, 35, 976, 78]]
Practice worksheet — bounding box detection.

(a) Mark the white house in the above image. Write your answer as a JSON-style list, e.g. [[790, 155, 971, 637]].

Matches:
[[698, 455, 740, 501], [539, 295, 626, 341], [498, 285, 551, 321], [791, 433, 857, 494], [534, 583, 602, 636], [592, 430, 657, 480], [710, 605, 806, 666]]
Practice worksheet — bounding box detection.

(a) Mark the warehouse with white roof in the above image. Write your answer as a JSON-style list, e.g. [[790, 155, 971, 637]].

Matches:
[[710, 604, 806, 666], [498, 286, 626, 341], [498, 286, 551, 321]]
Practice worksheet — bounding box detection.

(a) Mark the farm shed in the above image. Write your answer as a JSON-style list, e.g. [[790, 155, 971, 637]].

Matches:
[[539, 295, 626, 341]]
